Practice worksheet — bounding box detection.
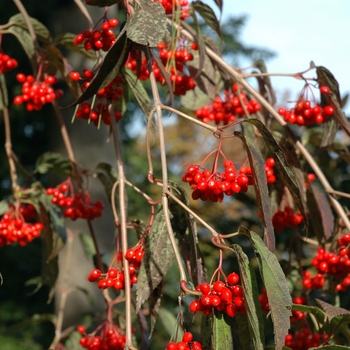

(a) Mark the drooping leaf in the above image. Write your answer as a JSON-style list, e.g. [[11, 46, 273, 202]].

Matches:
[[240, 226, 292, 350], [316, 65, 350, 145], [214, 0, 223, 14], [54, 32, 96, 60], [9, 13, 52, 44], [35, 152, 71, 177], [6, 26, 36, 70], [231, 244, 264, 350], [235, 129, 275, 251], [126, 1, 166, 47], [307, 185, 334, 242], [213, 311, 234, 350], [191, 1, 222, 39], [65, 30, 129, 108], [316, 299, 350, 320], [244, 118, 309, 231], [123, 68, 153, 118]]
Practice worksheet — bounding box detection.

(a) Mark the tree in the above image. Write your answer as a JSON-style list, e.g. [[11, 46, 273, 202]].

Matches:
[[1, 0, 350, 349]]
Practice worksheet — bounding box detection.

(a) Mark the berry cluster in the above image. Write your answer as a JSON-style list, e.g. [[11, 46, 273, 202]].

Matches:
[[303, 237, 350, 291], [239, 157, 277, 184], [125, 42, 196, 96], [46, 183, 104, 221], [277, 85, 334, 126], [13, 74, 63, 111], [195, 84, 261, 125], [259, 289, 305, 324], [73, 18, 119, 52], [166, 332, 202, 350], [71, 69, 124, 125], [87, 247, 144, 290], [0, 52, 18, 73], [285, 328, 326, 350], [182, 160, 253, 203], [272, 206, 303, 233], [77, 323, 126, 350], [157, 0, 189, 19], [0, 207, 43, 247], [189, 273, 245, 317]]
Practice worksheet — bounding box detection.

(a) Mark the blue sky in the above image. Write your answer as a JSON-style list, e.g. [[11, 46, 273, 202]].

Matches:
[[207, 0, 350, 112]]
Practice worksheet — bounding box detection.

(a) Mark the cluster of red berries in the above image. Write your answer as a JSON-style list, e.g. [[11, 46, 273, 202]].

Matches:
[[0, 52, 18, 73], [46, 183, 104, 221], [239, 157, 277, 184], [259, 288, 305, 324], [285, 328, 327, 350], [71, 69, 124, 125], [87, 246, 144, 290], [272, 206, 303, 233], [73, 18, 119, 52], [182, 160, 253, 203], [125, 42, 196, 96], [303, 236, 350, 291], [189, 273, 245, 318], [166, 332, 202, 350], [77, 323, 126, 350], [157, 0, 189, 19], [195, 84, 261, 125], [278, 86, 334, 126], [0, 206, 43, 247], [13, 74, 63, 111]]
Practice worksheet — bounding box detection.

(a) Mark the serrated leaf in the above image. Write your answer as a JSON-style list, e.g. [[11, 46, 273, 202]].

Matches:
[[35, 152, 71, 177], [65, 30, 129, 108], [54, 32, 96, 60], [307, 185, 334, 242], [9, 13, 51, 44], [316, 299, 350, 320], [79, 232, 97, 261], [235, 129, 275, 251], [124, 68, 153, 118], [231, 244, 264, 350], [316, 65, 350, 145], [213, 311, 234, 350], [6, 26, 36, 70], [191, 1, 222, 39], [126, 1, 166, 47], [240, 226, 292, 350], [244, 118, 309, 231]]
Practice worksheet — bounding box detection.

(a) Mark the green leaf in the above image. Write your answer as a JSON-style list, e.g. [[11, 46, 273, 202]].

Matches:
[[79, 232, 97, 261], [6, 26, 36, 70], [231, 244, 264, 349], [94, 162, 118, 206], [124, 68, 153, 118], [126, 0, 166, 47], [54, 32, 96, 60], [191, 1, 222, 39], [213, 311, 234, 350], [201, 315, 212, 350], [240, 226, 292, 350], [235, 129, 275, 251], [48, 202, 67, 244], [180, 85, 211, 111], [9, 13, 51, 44], [244, 118, 309, 231], [35, 152, 71, 177], [158, 307, 183, 341], [65, 30, 129, 108]]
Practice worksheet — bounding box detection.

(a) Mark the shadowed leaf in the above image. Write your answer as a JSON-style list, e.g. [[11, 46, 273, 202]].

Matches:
[[201, 315, 212, 350], [231, 244, 264, 349], [240, 227, 292, 350], [235, 129, 275, 251], [95, 162, 118, 206], [35, 152, 71, 177], [126, 1, 166, 47], [213, 311, 234, 350]]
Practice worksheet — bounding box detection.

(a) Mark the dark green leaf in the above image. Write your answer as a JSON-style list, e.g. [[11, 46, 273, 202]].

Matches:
[[201, 315, 212, 350], [94, 162, 118, 206], [126, 1, 166, 47], [65, 30, 129, 108], [84, 0, 121, 7], [244, 118, 309, 231], [48, 202, 67, 244], [79, 233, 97, 261], [235, 129, 275, 251], [240, 226, 292, 350], [191, 1, 222, 39], [231, 244, 264, 349], [9, 13, 51, 44], [307, 185, 334, 242], [149, 282, 163, 336], [54, 32, 96, 60], [213, 311, 233, 350], [35, 152, 71, 176]]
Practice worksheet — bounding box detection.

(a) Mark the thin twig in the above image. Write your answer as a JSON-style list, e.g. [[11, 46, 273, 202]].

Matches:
[[73, 0, 94, 29]]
